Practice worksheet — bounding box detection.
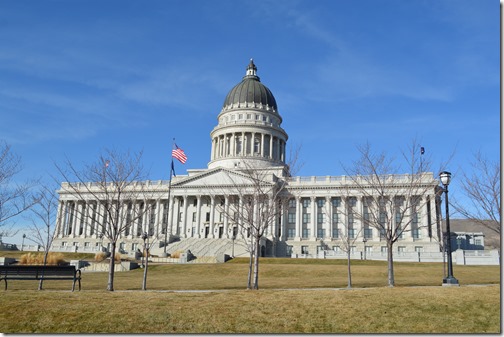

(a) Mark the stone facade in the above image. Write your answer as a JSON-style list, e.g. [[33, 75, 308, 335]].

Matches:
[[52, 60, 443, 258]]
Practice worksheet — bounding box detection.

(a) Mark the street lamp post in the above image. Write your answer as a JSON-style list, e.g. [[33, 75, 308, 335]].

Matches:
[[22, 234, 26, 251], [439, 171, 459, 286], [142, 232, 149, 290]]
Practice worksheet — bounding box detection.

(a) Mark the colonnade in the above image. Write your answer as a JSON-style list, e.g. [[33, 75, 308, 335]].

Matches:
[[54, 192, 435, 250], [211, 131, 286, 162]]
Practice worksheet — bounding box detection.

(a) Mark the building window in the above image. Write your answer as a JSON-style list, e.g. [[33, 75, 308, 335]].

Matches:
[[317, 199, 325, 208], [412, 229, 420, 239], [288, 199, 296, 208], [332, 197, 341, 207], [317, 228, 326, 238], [302, 213, 310, 224], [415, 246, 424, 253], [332, 212, 339, 224], [348, 212, 354, 226], [301, 246, 309, 255], [286, 245, 293, 256], [348, 197, 357, 207], [192, 212, 197, 222], [206, 212, 210, 222], [302, 228, 310, 239], [364, 228, 373, 239], [287, 228, 295, 239], [236, 138, 242, 154], [254, 138, 260, 154], [317, 213, 324, 224], [348, 228, 356, 239], [397, 246, 406, 254], [288, 212, 295, 224], [302, 199, 310, 208], [332, 227, 339, 238]]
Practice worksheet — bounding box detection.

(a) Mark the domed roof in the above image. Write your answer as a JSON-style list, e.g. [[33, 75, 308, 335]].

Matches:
[[222, 59, 278, 112]]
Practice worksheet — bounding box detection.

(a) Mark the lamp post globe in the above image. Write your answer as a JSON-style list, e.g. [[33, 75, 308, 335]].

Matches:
[[439, 171, 459, 286]]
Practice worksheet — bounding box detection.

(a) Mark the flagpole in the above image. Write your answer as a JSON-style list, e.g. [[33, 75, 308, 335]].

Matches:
[[162, 138, 175, 256], [420, 146, 424, 173]]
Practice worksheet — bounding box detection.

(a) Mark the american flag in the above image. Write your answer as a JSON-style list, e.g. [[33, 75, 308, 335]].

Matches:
[[172, 144, 187, 164]]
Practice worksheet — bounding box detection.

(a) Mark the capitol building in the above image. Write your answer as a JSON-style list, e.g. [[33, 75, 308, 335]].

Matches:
[[52, 60, 443, 259]]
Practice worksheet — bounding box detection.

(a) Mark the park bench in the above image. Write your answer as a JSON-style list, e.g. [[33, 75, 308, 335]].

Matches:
[[0, 265, 81, 291]]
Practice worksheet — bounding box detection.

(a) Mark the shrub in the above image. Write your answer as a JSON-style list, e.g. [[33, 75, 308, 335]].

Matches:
[[19, 252, 66, 265], [171, 250, 184, 259], [94, 252, 107, 262]]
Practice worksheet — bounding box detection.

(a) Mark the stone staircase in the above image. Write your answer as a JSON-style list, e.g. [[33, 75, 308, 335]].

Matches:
[[150, 237, 249, 259]]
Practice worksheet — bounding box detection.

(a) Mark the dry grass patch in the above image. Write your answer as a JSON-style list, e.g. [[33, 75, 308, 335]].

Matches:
[[19, 252, 66, 265], [0, 286, 499, 333]]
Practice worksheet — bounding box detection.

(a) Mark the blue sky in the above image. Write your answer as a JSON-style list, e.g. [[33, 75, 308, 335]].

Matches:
[[0, 0, 500, 243]]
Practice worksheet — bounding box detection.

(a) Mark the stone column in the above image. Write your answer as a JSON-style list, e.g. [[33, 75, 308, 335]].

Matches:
[[269, 135, 274, 159], [280, 198, 287, 241], [340, 198, 347, 239], [210, 196, 216, 238], [55, 201, 65, 238], [261, 133, 265, 157], [325, 196, 332, 240], [310, 197, 317, 240], [182, 196, 189, 238], [223, 195, 230, 238], [155, 199, 162, 238], [196, 195, 202, 238], [355, 197, 362, 240], [295, 197, 302, 241]]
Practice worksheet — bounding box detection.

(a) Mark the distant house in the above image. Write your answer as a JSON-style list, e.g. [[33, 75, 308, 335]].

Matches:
[[448, 232, 485, 251]]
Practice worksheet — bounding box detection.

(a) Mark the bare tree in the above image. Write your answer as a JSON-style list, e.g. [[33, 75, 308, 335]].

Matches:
[[26, 184, 58, 290], [55, 149, 154, 291], [452, 151, 500, 234], [343, 141, 438, 287], [218, 164, 289, 290], [337, 224, 363, 289], [0, 140, 38, 238]]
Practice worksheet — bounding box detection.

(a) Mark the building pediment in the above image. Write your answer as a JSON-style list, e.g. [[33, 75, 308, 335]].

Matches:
[[171, 167, 273, 188]]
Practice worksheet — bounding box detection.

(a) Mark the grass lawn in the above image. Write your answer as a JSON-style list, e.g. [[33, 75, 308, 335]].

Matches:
[[0, 255, 500, 333]]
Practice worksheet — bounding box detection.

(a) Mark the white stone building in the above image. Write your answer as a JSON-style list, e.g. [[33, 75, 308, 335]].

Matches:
[[52, 60, 443, 258]]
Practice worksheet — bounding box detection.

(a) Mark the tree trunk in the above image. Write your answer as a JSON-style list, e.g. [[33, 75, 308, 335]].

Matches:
[[38, 250, 49, 291], [387, 241, 395, 287], [142, 248, 149, 290], [347, 249, 352, 289], [107, 242, 116, 291], [253, 237, 260, 290], [247, 239, 253, 290]]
